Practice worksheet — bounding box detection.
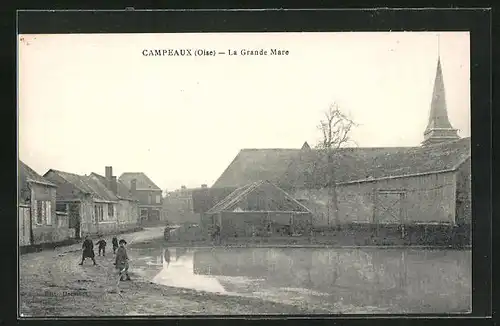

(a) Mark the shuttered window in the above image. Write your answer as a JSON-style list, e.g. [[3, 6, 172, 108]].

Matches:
[[45, 201, 52, 225], [34, 200, 51, 225]]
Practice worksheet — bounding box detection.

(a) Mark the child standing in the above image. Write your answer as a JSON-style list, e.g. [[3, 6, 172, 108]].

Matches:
[[79, 236, 96, 266], [112, 236, 119, 254], [96, 236, 107, 256], [115, 239, 131, 281]]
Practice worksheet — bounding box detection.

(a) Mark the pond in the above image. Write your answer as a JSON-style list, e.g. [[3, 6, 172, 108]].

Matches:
[[130, 245, 471, 314]]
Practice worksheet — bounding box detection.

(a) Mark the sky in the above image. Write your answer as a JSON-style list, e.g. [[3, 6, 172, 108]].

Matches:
[[18, 32, 470, 191]]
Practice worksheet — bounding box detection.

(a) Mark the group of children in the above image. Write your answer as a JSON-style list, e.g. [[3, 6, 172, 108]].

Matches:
[[79, 234, 131, 281]]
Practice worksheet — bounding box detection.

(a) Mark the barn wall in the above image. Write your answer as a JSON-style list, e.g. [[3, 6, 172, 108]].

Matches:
[[295, 172, 457, 226], [291, 188, 330, 226], [455, 158, 471, 225]]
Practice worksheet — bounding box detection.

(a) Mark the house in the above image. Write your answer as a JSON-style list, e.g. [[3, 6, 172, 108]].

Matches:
[[43, 169, 121, 238], [119, 172, 163, 225], [208, 56, 472, 237], [163, 185, 207, 224], [89, 166, 140, 232], [18, 160, 72, 246], [204, 180, 313, 238]]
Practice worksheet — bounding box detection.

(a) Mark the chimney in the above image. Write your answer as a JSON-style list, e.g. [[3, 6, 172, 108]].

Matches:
[[130, 178, 137, 196], [111, 176, 118, 194], [201, 184, 207, 188], [181, 185, 187, 190], [105, 166, 113, 180]]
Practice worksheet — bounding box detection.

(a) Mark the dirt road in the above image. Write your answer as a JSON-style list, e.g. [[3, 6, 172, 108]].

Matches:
[[19, 227, 320, 316]]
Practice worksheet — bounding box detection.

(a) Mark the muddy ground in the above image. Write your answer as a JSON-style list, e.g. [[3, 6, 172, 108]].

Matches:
[[19, 228, 327, 316]]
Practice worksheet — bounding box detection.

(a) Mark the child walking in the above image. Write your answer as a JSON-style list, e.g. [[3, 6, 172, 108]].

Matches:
[[96, 235, 107, 256], [115, 239, 131, 281], [112, 236, 119, 254]]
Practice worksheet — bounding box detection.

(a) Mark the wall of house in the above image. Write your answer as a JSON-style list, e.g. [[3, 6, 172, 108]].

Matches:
[[30, 184, 73, 244], [135, 189, 163, 206], [294, 172, 457, 227], [80, 197, 96, 236], [117, 200, 140, 231], [455, 158, 471, 225]]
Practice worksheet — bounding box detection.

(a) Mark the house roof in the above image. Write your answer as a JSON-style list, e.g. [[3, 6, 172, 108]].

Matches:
[[90, 173, 136, 201], [212, 138, 471, 191], [119, 172, 161, 191], [18, 160, 57, 204], [45, 169, 118, 202], [212, 149, 301, 189], [206, 180, 312, 215], [19, 161, 57, 187]]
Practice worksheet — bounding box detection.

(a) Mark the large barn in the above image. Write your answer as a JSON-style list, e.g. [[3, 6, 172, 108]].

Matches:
[[205, 56, 471, 243]]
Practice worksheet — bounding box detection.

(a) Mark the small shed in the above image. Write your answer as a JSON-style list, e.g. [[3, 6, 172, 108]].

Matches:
[[205, 180, 313, 238]]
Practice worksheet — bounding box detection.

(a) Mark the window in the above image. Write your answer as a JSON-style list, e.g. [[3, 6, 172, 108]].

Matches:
[[34, 200, 51, 225], [94, 204, 104, 222], [156, 195, 161, 204], [108, 204, 114, 219]]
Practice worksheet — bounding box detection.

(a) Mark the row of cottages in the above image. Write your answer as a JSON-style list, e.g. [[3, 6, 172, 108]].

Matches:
[[197, 56, 472, 236], [18, 160, 72, 246], [43, 166, 140, 238], [119, 172, 163, 225]]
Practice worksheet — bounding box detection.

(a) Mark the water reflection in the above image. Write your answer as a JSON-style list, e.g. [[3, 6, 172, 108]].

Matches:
[[149, 247, 471, 313], [152, 249, 226, 294]]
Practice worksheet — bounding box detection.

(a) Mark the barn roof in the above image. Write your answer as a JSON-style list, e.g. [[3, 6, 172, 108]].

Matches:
[[119, 172, 161, 191], [90, 173, 136, 201], [206, 180, 312, 215], [283, 137, 471, 189], [45, 169, 118, 202], [212, 138, 471, 190], [211, 149, 301, 189]]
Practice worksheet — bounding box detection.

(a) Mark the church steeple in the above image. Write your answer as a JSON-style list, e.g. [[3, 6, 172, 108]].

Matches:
[[422, 46, 459, 146]]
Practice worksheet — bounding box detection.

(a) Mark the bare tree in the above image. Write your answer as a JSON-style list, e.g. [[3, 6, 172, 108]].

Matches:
[[316, 102, 358, 226]]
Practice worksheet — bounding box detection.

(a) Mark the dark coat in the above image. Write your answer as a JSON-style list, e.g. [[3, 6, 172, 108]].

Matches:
[[115, 246, 129, 269], [96, 239, 107, 248], [82, 239, 95, 258]]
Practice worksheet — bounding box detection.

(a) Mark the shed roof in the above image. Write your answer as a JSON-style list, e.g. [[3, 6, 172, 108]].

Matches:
[[206, 180, 312, 215], [119, 172, 162, 191]]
